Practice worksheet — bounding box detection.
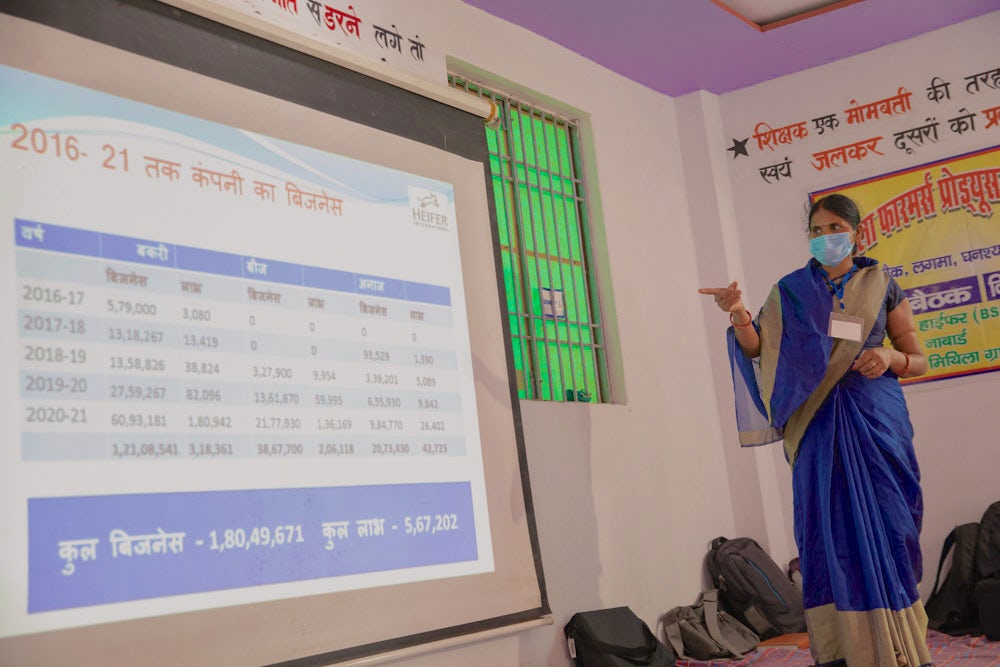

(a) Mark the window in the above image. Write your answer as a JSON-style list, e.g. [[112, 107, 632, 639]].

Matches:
[[449, 75, 610, 402]]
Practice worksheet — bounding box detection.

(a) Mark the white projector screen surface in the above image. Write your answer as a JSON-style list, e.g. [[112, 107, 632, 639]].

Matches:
[[0, 11, 543, 667]]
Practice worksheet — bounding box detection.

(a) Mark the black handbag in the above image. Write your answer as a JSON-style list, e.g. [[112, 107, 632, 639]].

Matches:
[[564, 606, 677, 666]]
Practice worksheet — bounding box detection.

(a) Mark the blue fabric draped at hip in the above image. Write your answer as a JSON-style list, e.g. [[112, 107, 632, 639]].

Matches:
[[792, 369, 923, 614]]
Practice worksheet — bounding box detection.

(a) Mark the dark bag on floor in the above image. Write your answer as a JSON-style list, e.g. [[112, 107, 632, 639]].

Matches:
[[564, 606, 677, 666], [976, 501, 1000, 639], [659, 589, 758, 660], [976, 578, 1000, 640], [706, 536, 806, 639], [926, 522, 981, 635], [975, 501, 1000, 582]]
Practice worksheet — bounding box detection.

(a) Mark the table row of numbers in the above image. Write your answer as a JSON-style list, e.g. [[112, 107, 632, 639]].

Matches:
[[20, 308, 456, 361], [23, 401, 459, 432], [20, 347, 451, 388], [22, 372, 453, 407], [17, 258, 454, 333], [22, 432, 465, 460]]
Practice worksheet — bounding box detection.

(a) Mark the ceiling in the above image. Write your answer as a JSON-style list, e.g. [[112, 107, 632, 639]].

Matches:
[[462, 0, 999, 98]]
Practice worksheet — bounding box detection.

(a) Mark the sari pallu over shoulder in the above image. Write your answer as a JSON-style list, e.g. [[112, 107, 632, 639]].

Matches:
[[727, 258, 889, 465]]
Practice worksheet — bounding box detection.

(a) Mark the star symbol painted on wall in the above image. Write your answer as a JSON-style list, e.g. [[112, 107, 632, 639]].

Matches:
[[727, 137, 749, 159]]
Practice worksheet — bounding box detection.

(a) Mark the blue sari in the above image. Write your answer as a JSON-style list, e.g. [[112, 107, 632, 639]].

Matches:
[[728, 257, 930, 667]]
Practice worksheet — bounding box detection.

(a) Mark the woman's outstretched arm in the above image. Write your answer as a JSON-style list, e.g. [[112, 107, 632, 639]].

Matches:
[[698, 281, 761, 358]]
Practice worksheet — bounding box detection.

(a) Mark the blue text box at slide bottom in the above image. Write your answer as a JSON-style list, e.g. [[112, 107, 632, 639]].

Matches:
[[28, 482, 478, 612]]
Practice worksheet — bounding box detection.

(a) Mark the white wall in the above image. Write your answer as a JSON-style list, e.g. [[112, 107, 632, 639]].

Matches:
[[374, 6, 1000, 667], [402, 2, 743, 665]]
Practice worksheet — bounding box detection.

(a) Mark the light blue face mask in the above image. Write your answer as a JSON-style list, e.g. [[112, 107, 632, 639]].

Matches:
[[809, 231, 854, 266]]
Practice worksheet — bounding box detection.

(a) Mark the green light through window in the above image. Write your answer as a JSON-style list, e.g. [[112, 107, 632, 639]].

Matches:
[[450, 76, 609, 403]]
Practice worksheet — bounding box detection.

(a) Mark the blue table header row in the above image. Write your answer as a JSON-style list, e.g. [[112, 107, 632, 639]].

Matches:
[[16, 219, 450, 306]]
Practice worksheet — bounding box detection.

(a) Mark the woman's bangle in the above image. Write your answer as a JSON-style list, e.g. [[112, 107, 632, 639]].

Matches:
[[899, 352, 911, 376], [730, 310, 753, 329]]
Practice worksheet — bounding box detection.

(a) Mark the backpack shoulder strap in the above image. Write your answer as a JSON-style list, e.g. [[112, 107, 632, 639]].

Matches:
[[658, 611, 689, 660], [930, 526, 958, 597], [702, 589, 751, 658]]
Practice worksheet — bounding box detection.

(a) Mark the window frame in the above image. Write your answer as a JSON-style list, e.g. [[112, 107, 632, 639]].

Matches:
[[449, 74, 612, 403]]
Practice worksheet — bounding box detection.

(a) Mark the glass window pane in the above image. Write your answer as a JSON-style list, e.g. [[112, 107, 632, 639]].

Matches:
[[448, 75, 608, 403]]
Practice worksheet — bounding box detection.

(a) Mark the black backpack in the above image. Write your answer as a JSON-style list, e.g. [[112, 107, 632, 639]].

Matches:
[[925, 522, 981, 635], [926, 501, 1000, 638], [975, 501, 1000, 640], [975, 501, 1000, 582], [706, 537, 806, 640]]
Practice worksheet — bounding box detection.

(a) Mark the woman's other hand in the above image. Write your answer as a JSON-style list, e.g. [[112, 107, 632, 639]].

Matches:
[[852, 347, 893, 379]]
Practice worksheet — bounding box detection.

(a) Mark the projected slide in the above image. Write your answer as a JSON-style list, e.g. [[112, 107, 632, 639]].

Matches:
[[0, 65, 493, 634]]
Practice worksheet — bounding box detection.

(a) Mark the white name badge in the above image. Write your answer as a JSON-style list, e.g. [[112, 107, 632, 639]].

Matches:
[[828, 312, 865, 342]]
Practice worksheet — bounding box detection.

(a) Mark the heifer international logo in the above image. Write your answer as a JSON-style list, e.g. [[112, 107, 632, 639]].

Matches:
[[408, 187, 450, 232]]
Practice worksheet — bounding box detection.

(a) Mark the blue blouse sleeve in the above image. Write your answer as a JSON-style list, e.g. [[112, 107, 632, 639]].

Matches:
[[886, 276, 906, 311], [862, 275, 907, 349]]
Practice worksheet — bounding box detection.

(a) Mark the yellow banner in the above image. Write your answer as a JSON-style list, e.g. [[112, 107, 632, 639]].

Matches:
[[813, 145, 1000, 384]]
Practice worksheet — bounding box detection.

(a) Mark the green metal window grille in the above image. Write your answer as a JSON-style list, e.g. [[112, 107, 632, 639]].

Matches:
[[449, 75, 610, 403]]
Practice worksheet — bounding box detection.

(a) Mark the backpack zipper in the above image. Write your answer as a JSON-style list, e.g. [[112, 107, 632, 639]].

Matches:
[[741, 555, 789, 612]]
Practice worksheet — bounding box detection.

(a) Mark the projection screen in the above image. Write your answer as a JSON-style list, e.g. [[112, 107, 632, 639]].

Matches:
[[0, 2, 547, 665]]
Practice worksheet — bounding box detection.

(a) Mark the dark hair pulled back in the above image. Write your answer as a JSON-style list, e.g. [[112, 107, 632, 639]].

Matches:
[[807, 193, 861, 231]]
